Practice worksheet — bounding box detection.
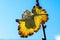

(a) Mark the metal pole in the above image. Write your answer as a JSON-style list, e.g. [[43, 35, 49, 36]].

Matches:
[[42, 24, 46, 40]]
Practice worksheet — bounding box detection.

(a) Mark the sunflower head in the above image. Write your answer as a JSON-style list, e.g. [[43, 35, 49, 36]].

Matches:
[[16, 6, 48, 38]]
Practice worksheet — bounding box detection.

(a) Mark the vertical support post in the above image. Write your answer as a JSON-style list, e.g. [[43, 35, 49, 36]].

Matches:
[[42, 24, 46, 40]]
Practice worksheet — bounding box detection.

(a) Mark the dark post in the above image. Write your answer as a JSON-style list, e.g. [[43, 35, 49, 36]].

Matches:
[[42, 24, 46, 40]]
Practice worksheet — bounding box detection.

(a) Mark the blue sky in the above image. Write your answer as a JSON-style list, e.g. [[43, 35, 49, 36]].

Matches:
[[0, 0, 60, 40]]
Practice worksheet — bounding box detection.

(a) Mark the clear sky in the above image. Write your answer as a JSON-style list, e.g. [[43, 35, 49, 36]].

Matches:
[[0, 0, 60, 40]]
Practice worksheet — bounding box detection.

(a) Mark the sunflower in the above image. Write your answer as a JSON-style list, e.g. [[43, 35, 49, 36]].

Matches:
[[17, 6, 48, 38]]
